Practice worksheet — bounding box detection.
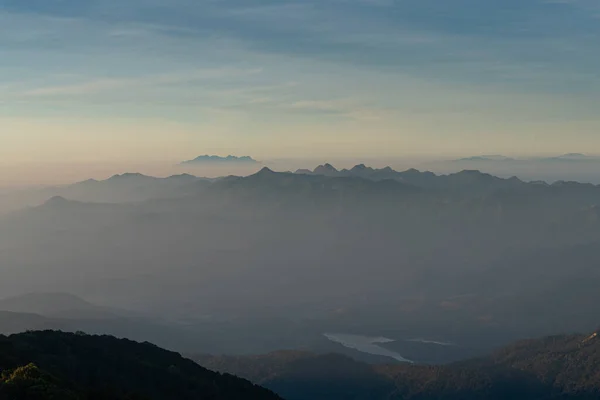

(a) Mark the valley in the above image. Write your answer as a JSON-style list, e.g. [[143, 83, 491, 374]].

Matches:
[[2, 164, 600, 365]]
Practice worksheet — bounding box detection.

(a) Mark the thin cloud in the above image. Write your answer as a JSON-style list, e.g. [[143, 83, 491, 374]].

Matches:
[[22, 68, 263, 97], [1, 0, 599, 152], [288, 98, 388, 121]]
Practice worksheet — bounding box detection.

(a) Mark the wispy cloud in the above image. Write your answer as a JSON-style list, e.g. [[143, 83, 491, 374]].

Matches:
[[287, 98, 389, 121], [1, 0, 600, 159], [3, 1, 599, 90], [21, 68, 262, 97], [289, 99, 361, 112]]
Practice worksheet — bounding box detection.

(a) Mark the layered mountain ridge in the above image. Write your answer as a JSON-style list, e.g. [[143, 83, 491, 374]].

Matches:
[[195, 331, 600, 400], [2, 165, 600, 361]]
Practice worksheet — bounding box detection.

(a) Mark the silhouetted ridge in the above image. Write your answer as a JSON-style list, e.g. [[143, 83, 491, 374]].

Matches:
[[108, 172, 154, 181], [403, 168, 420, 174], [42, 196, 75, 208], [351, 164, 370, 172], [164, 173, 203, 183], [313, 163, 338, 176], [167, 173, 197, 179], [296, 164, 531, 193], [44, 196, 69, 205], [255, 167, 277, 176], [78, 178, 99, 185], [0, 331, 281, 400], [295, 168, 312, 175], [447, 169, 500, 184]]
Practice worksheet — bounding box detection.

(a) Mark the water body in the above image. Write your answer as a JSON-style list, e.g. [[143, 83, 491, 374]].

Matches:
[[324, 333, 413, 363], [406, 338, 456, 346]]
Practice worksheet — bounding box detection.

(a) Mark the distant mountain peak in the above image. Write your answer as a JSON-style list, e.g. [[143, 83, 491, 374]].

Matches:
[[450, 170, 498, 182], [551, 153, 594, 161], [255, 167, 276, 175], [165, 173, 199, 181], [43, 196, 71, 207], [79, 178, 99, 184], [458, 155, 514, 162], [313, 163, 339, 175], [108, 172, 151, 181], [181, 155, 259, 165], [351, 164, 371, 172], [295, 168, 312, 175], [322, 163, 337, 170], [456, 169, 486, 175], [507, 176, 523, 182]]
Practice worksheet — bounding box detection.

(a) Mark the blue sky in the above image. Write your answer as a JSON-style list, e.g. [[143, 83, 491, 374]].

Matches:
[[1, 0, 599, 171]]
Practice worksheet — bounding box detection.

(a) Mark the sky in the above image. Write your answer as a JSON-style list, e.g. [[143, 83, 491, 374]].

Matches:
[[1, 0, 600, 184]]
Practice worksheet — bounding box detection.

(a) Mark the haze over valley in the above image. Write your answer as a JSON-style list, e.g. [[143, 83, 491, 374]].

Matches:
[[2, 163, 600, 366]]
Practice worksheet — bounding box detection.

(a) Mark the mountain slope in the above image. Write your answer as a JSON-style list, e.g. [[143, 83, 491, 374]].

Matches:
[[196, 352, 396, 400], [0, 309, 274, 357], [0, 293, 123, 320], [0, 173, 210, 216], [0, 331, 281, 400], [195, 332, 600, 400], [483, 333, 600, 395]]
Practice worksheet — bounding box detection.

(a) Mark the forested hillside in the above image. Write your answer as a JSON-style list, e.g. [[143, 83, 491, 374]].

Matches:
[[0, 331, 281, 400], [196, 332, 600, 400]]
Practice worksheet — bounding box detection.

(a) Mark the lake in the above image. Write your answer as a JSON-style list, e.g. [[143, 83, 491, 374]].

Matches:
[[323, 333, 413, 363]]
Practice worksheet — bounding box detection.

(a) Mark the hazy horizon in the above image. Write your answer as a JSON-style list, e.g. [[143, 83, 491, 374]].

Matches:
[[5, 151, 600, 188], [2, 0, 600, 180]]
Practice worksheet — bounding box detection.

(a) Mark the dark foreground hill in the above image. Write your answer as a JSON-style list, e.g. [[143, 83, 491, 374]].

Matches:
[[0, 331, 281, 400], [195, 332, 600, 400]]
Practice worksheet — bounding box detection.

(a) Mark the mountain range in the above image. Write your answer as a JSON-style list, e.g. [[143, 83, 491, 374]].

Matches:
[[456, 153, 600, 162], [0, 293, 301, 356], [3, 162, 600, 215], [2, 166, 600, 362], [294, 162, 600, 189], [437, 153, 600, 184], [295, 163, 521, 193], [195, 331, 600, 400], [2, 328, 600, 400]]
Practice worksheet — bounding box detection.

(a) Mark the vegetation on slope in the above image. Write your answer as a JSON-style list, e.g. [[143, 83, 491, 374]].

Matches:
[[197, 332, 600, 400], [0, 331, 281, 400]]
